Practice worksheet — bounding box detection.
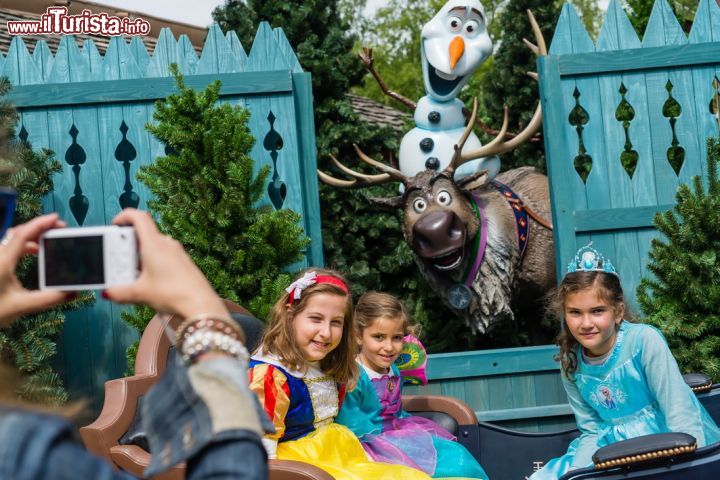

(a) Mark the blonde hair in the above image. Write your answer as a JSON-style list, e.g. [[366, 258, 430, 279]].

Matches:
[[354, 291, 420, 339], [259, 268, 358, 388], [548, 271, 633, 377]]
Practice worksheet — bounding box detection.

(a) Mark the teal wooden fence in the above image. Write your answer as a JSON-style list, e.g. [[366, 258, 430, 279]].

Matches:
[[3, 23, 322, 407], [539, 0, 720, 313], [405, 346, 575, 432]]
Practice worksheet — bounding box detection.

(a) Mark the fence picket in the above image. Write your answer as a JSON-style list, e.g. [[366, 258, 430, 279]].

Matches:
[[32, 41, 53, 81], [3, 37, 43, 86], [226, 31, 248, 71], [196, 24, 240, 74]]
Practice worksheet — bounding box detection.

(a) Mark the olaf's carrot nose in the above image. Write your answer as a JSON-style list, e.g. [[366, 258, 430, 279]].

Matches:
[[449, 35, 465, 70]]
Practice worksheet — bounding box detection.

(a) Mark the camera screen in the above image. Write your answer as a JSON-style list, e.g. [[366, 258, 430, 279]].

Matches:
[[44, 236, 104, 286]]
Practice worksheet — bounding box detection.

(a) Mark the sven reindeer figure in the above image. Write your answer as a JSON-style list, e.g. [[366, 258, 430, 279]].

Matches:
[[319, 12, 554, 337]]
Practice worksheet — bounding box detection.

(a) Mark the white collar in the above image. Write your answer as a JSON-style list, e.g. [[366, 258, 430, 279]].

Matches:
[[357, 360, 397, 380], [252, 349, 325, 379]]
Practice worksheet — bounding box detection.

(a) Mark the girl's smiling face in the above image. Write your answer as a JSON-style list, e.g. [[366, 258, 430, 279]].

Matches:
[[564, 288, 624, 357], [357, 316, 405, 374], [291, 293, 346, 362]]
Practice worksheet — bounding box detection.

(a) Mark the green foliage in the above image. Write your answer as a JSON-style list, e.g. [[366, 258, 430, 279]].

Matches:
[[638, 138, 720, 381], [622, 0, 698, 36], [123, 66, 308, 371], [0, 76, 91, 404]]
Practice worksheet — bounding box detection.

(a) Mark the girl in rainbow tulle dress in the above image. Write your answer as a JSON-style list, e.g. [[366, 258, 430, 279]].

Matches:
[[336, 292, 488, 479], [530, 245, 720, 479], [248, 270, 431, 480]]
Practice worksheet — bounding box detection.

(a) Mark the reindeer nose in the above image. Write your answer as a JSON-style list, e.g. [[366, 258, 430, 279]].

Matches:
[[412, 210, 465, 256]]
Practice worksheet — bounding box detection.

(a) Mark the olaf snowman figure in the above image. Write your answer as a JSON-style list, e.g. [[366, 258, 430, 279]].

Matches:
[[361, 0, 499, 182]]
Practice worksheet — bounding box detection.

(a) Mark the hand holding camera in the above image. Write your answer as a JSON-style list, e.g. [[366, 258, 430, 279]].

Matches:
[[0, 213, 70, 326], [1, 207, 228, 329]]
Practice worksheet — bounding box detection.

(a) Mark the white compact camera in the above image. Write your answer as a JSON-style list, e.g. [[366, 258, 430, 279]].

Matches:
[[39, 226, 139, 291]]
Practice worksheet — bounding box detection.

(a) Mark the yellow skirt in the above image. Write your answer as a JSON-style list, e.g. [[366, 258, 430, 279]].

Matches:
[[277, 423, 432, 480]]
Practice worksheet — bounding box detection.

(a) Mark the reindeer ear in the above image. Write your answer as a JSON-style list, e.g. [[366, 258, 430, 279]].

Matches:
[[456, 170, 489, 192], [368, 195, 404, 211]]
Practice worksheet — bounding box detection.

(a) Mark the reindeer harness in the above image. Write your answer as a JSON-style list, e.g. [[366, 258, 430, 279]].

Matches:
[[448, 181, 551, 310]]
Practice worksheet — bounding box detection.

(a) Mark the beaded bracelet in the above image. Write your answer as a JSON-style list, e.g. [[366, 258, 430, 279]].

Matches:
[[176, 313, 244, 346], [175, 313, 247, 365], [180, 327, 249, 365]]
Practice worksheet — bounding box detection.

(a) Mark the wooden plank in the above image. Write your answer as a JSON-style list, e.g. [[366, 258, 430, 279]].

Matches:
[[475, 403, 572, 422], [3, 36, 43, 86], [97, 37, 146, 379], [247, 22, 289, 72], [80, 39, 103, 81], [226, 31, 248, 72], [483, 375, 515, 416], [292, 72, 323, 267], [636, 0, 690, 284], [556, 42, 720, 77], [573, 204, 674, 232], [5, 71, 293, 108], [129, 37, 150, 74], [32, 40, 53, 81], [690, 1, 720, 153], [273, 28, 302, 73], [43, 37, 106, 405], [596, 2, 643, 310], [690, 0, 720, 44], [147, 28, 182, 77], [425, 345, 559, 380], [177, 35, 199, 75], [538, 54, 579, 283], [196, 24, 240, 74]]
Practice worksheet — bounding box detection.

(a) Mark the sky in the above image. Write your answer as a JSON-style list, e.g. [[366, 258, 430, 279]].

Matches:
[[88, 1, 611, 29]]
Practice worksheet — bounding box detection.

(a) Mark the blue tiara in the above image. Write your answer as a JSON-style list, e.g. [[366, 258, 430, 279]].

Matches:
[[566, 243, 618, 277]]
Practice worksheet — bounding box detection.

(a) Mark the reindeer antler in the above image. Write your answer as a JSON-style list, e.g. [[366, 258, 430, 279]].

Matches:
[[317, 147, 408, 189], [446, 10, 547, 173]]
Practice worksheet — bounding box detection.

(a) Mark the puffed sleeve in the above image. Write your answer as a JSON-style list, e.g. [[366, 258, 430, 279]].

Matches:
[[562, 374, 604, 469], [336, 369, 383, 437], [638, 326, 707, 446], [248, 363, 291, 458]]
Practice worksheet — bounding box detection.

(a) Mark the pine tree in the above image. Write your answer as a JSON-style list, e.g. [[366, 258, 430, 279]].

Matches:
[[123, 66, 308, 370], [0, 77, 90, 404], [637, 138, 720, 380]]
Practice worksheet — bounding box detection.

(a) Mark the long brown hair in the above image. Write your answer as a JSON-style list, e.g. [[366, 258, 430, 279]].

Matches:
[[549, 271, 633, 378], [259, 268, 358, 388], [354, 291, 420, 341]]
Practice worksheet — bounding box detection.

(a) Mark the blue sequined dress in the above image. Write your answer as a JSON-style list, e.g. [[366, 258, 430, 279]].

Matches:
[[531, 322, 720, 479]]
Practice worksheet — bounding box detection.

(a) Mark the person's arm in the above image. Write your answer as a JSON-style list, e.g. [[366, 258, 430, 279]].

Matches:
[[336, 369, 382, 437], [104, 209, 270, 479], [562, 374, 604, 469], [248, 363, 291, 459], [639, 326, 707, 446]]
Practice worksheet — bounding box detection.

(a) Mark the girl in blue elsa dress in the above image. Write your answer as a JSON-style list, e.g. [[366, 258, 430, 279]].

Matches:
[[530, 244, 720, 479], [336, 292, 488, 479]]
